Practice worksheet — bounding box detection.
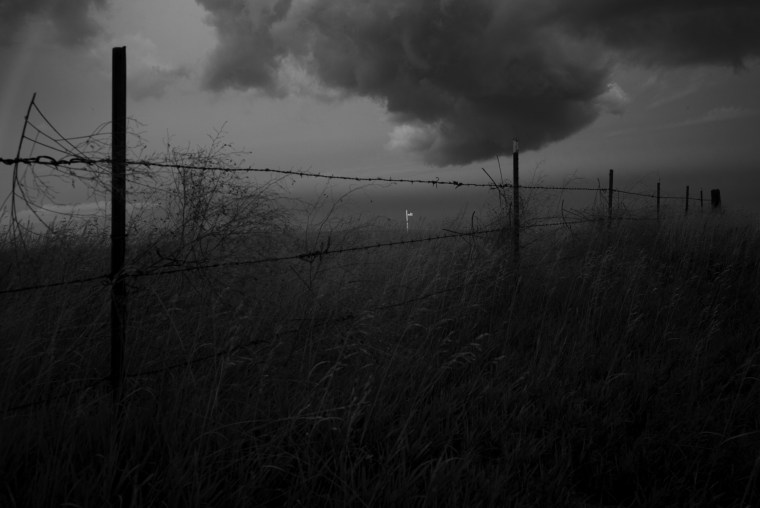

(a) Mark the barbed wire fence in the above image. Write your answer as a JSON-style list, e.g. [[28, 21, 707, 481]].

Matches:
[[0, 47, 722, 416]]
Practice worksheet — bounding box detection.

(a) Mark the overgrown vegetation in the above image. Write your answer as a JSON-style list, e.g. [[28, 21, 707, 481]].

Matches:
[[1, 152, 759, 506]]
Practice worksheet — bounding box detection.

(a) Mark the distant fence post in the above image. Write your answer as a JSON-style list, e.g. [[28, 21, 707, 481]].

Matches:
[[608, 169, 613, 224], [685, 185, 689, 214], [711, 189, 722, 210], [512, 138, 519, 266], [111, 46, 127, 406], [700, 189, 703, 211], [656, 181, 661, 220]]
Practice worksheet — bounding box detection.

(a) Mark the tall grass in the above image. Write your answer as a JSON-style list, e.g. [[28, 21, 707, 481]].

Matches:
[[1, 208, 759, 507]]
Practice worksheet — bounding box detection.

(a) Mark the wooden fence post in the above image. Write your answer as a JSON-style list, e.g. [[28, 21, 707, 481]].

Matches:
[[512, 138, 519, 266], [700, 189, 703, 211], [711, 189, 722, 210], [656, 181, 661, 220], [685, 185, 689, 214], [111, 46, 127, 405], [608, 169, 613, 224]]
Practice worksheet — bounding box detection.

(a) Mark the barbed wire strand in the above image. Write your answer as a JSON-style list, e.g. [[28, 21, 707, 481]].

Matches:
[[0, 156, 103, 167], [21, 134, 76, 158], [0, 214, 668, 297], [123, 243, 621, 381], [0, 156, 709, 200], [614, 189, 657, 199], [52, 131, 112, 143], [0, 229, 645, 416], [128, 217, 642, 284], [0, 228, 503, 296], [26, 119, 89, 155], [126, 227, 506, 280], [137, 159, 625, 192], [0, 212, 685, 412], [30, 103, 91, 161], [616, 188, 704, 201], [126, 159, 712, 198], [0, 274, 111, 296]]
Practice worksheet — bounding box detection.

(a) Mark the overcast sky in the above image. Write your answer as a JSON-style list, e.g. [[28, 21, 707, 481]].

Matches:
[[1, 0, 759, 222]]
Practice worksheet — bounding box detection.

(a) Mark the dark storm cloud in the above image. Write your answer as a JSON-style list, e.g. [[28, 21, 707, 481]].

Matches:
[[196, 0, 760, 165], [552, 0, 760, 68], [0, 0, 107, 47]]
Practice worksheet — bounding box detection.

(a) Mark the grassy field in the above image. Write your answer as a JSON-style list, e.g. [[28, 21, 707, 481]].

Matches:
[[1, 206, 759, 506]]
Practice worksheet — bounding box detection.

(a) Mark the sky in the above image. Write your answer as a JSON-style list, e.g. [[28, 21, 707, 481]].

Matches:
[[1, 0, 759, 228]]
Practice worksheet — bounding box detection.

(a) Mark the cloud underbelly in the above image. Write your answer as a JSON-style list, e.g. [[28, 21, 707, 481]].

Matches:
[[195, 0, 760, 166]]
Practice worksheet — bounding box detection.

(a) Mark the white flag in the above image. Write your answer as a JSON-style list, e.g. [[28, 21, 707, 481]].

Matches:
[[407, 212, 413, 217]]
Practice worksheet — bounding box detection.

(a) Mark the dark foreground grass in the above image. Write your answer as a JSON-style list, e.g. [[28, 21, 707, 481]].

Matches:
[[1, 212, 759, 507]]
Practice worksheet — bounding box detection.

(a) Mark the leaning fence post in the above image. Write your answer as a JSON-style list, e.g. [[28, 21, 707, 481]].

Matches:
[[656, 181, 661, 220], [111, 46, 127, 406], [512, 138, 520, 266], [608, 169, 613, 224], [11, 93, 37, 245]]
